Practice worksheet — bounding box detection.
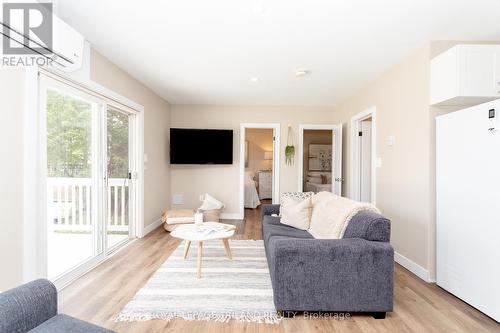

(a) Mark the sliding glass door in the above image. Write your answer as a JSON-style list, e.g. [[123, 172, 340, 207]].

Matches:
[[106, 108, 132, 250], [44, 81, 102, 279], [41, 74, 137, 282]]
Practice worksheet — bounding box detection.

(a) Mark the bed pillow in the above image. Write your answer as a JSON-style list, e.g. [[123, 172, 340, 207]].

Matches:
[[307, 176, 322, 184], [279, 191, 314, 216], [280, 197, 312, 230]]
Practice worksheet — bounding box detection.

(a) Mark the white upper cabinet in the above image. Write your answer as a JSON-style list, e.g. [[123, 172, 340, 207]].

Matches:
[[430, 44, 500, 107]]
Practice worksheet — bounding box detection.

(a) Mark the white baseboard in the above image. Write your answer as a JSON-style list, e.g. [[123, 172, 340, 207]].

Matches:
[[141, 218, 163, 238], [220, 213, 244, 220], [394, 251, 434, 283]]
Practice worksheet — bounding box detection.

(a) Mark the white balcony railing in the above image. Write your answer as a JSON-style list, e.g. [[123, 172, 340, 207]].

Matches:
[[47, 177, 129, 233]]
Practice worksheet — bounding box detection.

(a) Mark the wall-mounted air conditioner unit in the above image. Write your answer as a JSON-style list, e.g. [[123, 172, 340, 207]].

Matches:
[[0, 4, 84, 72]]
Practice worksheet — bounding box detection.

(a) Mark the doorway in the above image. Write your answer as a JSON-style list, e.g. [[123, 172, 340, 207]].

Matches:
[[298, 124, 343, 195], [40, 73, 140, 286], [351, 107, 376, 204], [239, 124, 280, 219]]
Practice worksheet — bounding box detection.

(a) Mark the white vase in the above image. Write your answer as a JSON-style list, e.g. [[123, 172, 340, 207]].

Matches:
[[194, 212, 204, 225]]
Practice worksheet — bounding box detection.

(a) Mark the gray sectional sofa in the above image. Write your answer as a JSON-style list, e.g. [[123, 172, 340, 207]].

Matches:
[[0, 279, 114, 333], [261, 204, 394, 319]]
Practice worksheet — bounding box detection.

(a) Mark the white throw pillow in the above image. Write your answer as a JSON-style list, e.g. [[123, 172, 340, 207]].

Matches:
[[279, 192, 314, 216], [198, 193, 225, 211], [280, 197, 312, 230]]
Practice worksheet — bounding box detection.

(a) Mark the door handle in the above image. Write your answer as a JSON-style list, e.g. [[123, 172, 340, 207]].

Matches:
[[335, 178, 344, 182]]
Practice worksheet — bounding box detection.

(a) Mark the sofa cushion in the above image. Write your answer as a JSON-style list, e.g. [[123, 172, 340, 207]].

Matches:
[[262, 218, 313, 244], [261, 204, 280, 221], [262, 215, 282, 226], [342, 210, 391, 242], [29, 314, 114, 333]]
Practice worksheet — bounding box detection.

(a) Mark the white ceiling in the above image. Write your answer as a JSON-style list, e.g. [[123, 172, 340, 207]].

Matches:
[[55, 0, 500, 106]]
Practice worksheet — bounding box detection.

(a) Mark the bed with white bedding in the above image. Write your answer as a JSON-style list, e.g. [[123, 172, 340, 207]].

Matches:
[[305, 182, 332, 193], [305, 171, 332, 193], [244, 170, 261, 208]]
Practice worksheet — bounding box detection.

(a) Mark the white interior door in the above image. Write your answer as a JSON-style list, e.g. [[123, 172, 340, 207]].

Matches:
[[332, 125, 343, 195], [271, 128, 276, 203], [360, 120, 372, 202]]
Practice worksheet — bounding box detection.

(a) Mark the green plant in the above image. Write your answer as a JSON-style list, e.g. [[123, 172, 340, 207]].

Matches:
[[285, 145, 295, 165], [285, 125, 295, 165]]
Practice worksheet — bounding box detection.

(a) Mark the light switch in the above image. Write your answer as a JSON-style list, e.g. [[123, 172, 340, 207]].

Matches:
[[144, 154, 149, 163], [387, 136, 396, 147], [376, 157, 382, 168]]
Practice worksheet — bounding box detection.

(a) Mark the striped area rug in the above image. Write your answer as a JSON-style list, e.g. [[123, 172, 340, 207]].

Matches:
[[116, 239, 280, 323]]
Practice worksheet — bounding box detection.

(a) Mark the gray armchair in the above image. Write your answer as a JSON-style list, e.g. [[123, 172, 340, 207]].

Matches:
[[0, 279, 114, 333]]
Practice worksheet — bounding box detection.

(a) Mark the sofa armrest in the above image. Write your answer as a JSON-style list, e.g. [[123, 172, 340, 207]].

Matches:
[[261, 204, 280, 220], [343, 210, 391, 242], [0, 279, 57, 333], [267, 237, 394, 312]]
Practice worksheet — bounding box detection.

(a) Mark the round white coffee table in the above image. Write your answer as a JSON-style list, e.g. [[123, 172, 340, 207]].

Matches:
[[170, 222, 236, 278]]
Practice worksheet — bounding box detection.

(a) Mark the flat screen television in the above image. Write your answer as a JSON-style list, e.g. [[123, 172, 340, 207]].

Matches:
[[170, 128, 233, 164]]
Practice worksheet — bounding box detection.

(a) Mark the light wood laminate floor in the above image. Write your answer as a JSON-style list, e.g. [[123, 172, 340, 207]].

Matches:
[[59, 206, 499, 333]]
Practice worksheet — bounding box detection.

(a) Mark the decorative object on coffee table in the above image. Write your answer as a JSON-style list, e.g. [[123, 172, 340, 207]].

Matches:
[[194, 210, 203, 225], [170, 222, 236, 278]]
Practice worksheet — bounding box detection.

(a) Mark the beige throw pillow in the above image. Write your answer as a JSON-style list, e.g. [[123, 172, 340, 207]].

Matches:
[[280, 197, 312, 230]]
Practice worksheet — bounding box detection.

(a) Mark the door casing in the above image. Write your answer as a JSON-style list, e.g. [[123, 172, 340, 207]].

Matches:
[[350, 107, 377, 204]]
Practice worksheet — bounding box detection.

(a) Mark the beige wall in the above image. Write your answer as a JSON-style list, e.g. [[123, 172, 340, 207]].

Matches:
[[170, 105, 338, 215], [90, 49, 171, 226], [336, 44, 433, 273], [245, 128, 273, 175], [0, 68, 25, 290]]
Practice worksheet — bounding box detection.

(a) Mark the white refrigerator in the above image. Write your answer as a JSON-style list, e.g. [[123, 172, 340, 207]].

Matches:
[[436, 99, 500, 322]]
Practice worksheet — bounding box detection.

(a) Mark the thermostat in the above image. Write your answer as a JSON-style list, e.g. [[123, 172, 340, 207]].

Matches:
[[488, 108, 496, 132]]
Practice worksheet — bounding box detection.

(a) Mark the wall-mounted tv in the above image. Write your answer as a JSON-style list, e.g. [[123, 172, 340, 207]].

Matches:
[[170, 128, 233, 164]]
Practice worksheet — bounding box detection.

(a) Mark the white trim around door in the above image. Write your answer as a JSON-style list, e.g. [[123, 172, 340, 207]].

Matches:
[[350, 107, 377, 204], [298, 124, 343, 195], [239, 123, 281, 219]]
